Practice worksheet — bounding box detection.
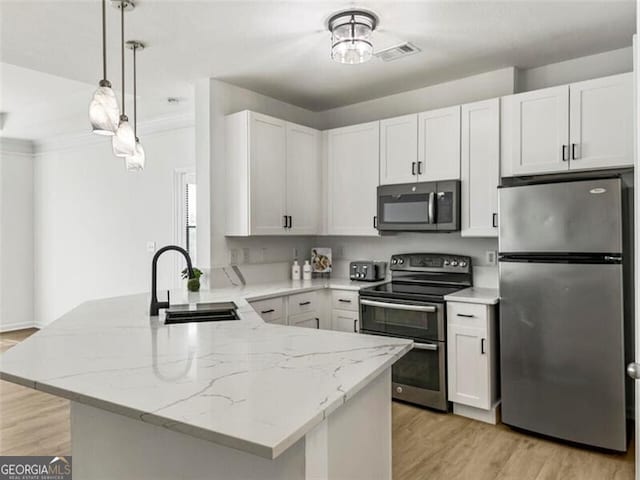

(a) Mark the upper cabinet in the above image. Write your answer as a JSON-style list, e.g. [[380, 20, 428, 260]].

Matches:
[[225, 111, 320, 236], [379, 114, 419, 185], [461, 98, 500, 238], [503, 73, 633, 177], [418, 106, 461, 181], [326, 122, 380, 236]]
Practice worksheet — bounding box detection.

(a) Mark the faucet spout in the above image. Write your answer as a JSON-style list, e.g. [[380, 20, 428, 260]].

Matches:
[[150, 245, 195, 316]]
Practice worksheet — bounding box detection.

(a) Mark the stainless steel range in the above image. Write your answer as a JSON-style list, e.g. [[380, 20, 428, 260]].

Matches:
[[359, 253, 472, 411]]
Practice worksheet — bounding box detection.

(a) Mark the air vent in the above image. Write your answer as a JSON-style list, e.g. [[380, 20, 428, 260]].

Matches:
[[374, 42, 421, 62]]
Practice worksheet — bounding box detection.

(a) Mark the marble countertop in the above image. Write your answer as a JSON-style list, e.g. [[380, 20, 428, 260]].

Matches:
[[444, 287, 500, 305], [0, 279, 411, 459]]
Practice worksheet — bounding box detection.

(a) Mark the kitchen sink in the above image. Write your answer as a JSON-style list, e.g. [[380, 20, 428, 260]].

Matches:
[[164, 302, 239, 324]]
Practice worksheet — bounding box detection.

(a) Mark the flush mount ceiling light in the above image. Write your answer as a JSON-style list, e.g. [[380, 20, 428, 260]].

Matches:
[[89, 0, 120, 135], [111, 0, 137, 158], [328, 10, 377, 65], [124, 40, 145, 172]]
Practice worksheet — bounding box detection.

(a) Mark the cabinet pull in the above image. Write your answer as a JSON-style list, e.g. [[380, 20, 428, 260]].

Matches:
[[288, 216, 293, 229], [457, 313, 475, 318], [315, 317, 320, 329], [417, 161, 423, 175], [373, 216, 378, 229], [283, 215, 288, 228], [411, 162, 417, 175], [481, 338, 486, 355], [338, 299, 352, 303], [353, 319, 358, 333], [492, 213, 498, 228], [571, 143, 578, 160], [261, 309, 275, 314], [562, 145, 569, 162], [299, 301, 311, 306]]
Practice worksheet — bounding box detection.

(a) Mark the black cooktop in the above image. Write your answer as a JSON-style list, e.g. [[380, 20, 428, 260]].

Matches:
[[360, 281, 466, 302]]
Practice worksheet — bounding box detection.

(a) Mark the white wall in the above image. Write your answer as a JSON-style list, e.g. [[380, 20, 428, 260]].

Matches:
[[0, 139, 34, 331], [33, 126, 195, 327]]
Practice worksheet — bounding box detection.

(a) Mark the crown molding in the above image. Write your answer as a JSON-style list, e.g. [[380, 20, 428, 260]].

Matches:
[[34, 112, 194, 154], [0, 137, 36, 156]]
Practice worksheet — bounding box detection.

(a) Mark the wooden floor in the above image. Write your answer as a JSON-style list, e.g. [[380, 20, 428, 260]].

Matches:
[[0, 329, 635, 479]]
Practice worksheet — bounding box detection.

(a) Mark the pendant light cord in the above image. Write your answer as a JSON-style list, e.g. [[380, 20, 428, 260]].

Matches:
[[133, 45, 137, 137], [120, 0, 125, 116], [102, 0, 107, 80]]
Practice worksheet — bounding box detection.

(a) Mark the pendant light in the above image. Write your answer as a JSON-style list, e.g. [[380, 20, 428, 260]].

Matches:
[[89, 0, 120, 135], [328, 10, 377, 65], [111, 0, 136, 157], [125, 40, 145, 172]]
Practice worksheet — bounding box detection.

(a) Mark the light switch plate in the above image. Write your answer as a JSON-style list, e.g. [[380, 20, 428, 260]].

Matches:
[[146, 241, 156, 253], [485, 250, 497, 266]]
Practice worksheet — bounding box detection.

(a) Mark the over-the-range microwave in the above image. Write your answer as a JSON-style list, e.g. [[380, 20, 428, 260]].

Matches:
[[376, 180, 460, 232]]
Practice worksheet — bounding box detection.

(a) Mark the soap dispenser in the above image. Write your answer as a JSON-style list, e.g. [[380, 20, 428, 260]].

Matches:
[[303, 260, 312, 280], [292, 260, 301, 280]]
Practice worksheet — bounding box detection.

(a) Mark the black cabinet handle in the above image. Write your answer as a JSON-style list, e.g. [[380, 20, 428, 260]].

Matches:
[[481, 338, 486, 354], [353, 319, 358, 333], [261, 309, 275, 314], [492, 213, 498, 228], [373, 216, 378, 229], [562, 145, 568, 162], [299, 301, 311, 306], [315, 318, 320, 329], [283, 215, 288, 228], [411, 162, 417, 175], [417, 161, 423, 175], [571, 143, 578, 160], [338, 299, 352, 303], [288, 216, 293, 228], [457, 313, 475, 318]]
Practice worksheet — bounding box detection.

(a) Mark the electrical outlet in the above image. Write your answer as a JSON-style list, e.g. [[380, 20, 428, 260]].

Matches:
[[486, 250, 497, 266], [336, 246, 344, 259], [292, 247, 298, 259], [146, 241, 156, 253], [242, 248, 251, 264], [229, 248, 240, 265]]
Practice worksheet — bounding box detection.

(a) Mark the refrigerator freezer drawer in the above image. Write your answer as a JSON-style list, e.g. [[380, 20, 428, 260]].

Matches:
[[499, 261, 626, 451], [498, 178, 622, 254]]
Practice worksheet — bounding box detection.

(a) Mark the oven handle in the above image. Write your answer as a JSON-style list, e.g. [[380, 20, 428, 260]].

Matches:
[[360, 299, 437, 313], [413, 342, 438, 351]]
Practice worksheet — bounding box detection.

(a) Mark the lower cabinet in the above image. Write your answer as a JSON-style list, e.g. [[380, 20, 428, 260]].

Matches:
[[332, 310, 359, 333], [289, 311, 320, 329], [447, 301, 499, 423]]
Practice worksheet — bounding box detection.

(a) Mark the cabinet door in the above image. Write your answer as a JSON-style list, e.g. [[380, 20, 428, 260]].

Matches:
[[286, 123, 320, 234], [569, 73, 634, 170], [332, 310, 359, 333], [417, 106, 461, 181], [510, 85, 569, 175], [447, 324, 489, 409], [379, 114, 418, 185], [249, 112, 287, 235], [461, 99, 500, 237], [327, 122, 379, 236], [290, 311, 320, 329]]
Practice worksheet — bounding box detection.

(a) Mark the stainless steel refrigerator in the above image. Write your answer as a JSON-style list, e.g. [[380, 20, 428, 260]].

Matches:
[[499, 177, 630, 452]]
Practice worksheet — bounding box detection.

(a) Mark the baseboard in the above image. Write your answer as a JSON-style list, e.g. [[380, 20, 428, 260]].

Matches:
[[453, 401, 502, 425], [0, 321, 38, 333]]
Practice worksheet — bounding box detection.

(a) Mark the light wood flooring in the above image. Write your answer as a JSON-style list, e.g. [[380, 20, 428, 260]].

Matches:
[[0, 329, 635, 479]]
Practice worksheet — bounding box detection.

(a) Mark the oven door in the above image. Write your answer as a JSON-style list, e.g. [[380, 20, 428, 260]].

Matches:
[[359, 297, 444, 341], [376, 182, 437, 232]]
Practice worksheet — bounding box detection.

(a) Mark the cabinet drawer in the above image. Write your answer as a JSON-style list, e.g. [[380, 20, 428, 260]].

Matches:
[[447, 302, 488, 330], [289, 311, 320, 329], [331, 290, 359, 312], [250, 297, 284, 323], [288, 291, 318, 316], [332, 309, 359, 333]]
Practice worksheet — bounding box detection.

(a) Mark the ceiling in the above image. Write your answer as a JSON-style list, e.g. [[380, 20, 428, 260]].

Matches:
[[0, 0, 636, 139]]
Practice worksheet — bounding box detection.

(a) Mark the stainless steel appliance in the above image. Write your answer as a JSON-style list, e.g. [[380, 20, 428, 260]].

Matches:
[[349, 261, 387, 282], [376, 181, 460, 232], [499, 177, 630, 452], [359, 253, 472, 411]]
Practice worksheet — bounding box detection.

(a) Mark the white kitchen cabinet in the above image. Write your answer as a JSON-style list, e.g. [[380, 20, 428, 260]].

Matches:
[[461, 98, 500, 237], [289, 311, 320, 329], [326, 122, 379, 236], [379, 114, 419, 185], [225, 110, 320, 236], [417, 106, 461, 181], [332, 309, 359, 333], [250, 297, 285, 324], [447, 301, 498, 421], [568, 73, 634, 170]]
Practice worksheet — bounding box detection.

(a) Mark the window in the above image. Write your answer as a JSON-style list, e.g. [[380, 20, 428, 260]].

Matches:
[[185, 182, 196, 258]]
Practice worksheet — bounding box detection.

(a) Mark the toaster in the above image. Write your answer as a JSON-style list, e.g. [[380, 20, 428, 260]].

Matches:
[[350, 261, 387, 282]]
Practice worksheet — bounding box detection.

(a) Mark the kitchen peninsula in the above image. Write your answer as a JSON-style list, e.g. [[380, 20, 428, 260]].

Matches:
[[0, 284, 412, 480]]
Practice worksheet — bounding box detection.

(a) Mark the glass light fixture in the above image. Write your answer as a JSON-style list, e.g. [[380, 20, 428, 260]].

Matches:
[[112, 0, 137, 157], [125, 40, 145, 171], [89, 0, 119, 135], [328, 10, 377, 65]]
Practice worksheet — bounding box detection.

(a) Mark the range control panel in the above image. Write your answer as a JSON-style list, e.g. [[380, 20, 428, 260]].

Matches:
[[390, 253, 472, 274]]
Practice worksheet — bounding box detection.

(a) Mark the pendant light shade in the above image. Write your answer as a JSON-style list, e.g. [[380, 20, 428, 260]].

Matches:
[[90, 0, 119, 135], [126, 139, 145, 171], [124, 40, 145, 171], [328, 10, 377, 65]]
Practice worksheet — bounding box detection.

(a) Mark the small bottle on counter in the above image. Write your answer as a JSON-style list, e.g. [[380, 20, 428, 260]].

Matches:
[[292, 260, 301, 280], [303, 260, 312, 280]]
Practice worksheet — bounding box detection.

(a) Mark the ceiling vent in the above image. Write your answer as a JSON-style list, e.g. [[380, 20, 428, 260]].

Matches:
[[374, 42, 421, 62]]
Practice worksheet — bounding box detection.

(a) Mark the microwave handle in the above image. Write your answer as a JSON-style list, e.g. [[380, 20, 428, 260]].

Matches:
[[427, 192, 436, 224]]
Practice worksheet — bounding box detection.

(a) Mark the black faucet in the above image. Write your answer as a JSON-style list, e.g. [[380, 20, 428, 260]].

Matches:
[[150, 245, 195, 316]]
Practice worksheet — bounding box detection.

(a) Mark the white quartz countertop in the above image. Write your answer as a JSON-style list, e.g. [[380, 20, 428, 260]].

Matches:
[[444, 287, 500, 305], [0, 279, 411, 459]]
